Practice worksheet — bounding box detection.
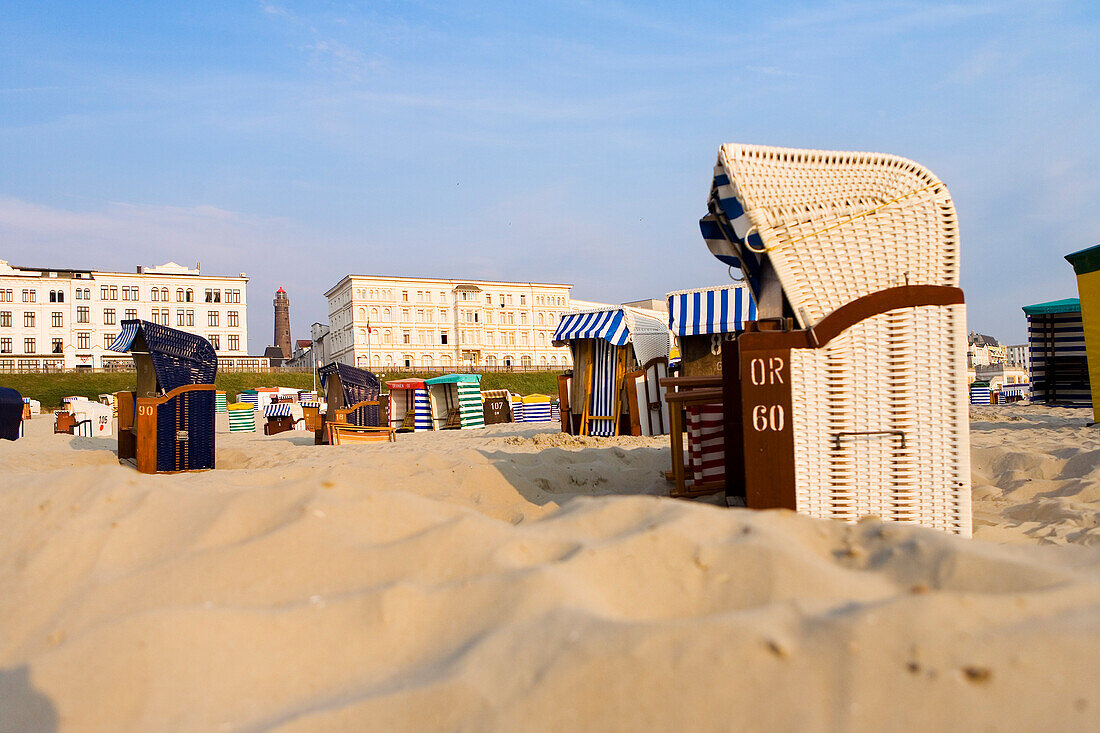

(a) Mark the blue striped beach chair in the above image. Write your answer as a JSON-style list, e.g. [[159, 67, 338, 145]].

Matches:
[[552, 306, 672, 437]]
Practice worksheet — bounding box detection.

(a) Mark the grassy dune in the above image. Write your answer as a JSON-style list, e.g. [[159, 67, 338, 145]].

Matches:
[[0, 370, 563, 409]]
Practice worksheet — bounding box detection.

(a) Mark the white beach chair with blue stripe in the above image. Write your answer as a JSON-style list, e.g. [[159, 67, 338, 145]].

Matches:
[[553, 306, 671, 437], [703, 143, 971, 536]]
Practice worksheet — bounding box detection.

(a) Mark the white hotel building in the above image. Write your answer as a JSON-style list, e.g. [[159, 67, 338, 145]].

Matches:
[[325, 275, 577, 370], [0, 260, 255, 371]]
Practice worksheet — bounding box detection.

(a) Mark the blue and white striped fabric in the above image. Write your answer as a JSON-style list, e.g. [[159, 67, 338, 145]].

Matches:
[[238, 393, 259, 407], [1000, 383, 1030, 399], [522, 401, 553, 422], [413, 388, 432, 431], [299, 392, 317, 402], [301, 401, 321, 409], [512, 399, 524, 422], [264, 403, 293, 417], [700, 162, 769, 295], [553, 309, 630, 346], [107, 322, 140, 353], [588, 340, 618, 436], [551, 401, 560, 422], [969, 385, 991, 405], [668, 286, 757, 336]]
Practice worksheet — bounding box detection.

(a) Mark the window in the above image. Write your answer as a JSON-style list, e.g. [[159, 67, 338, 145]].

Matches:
[[209, 334, 221, 350], [104, 308, 115, 325], [416, 309, 424, 322], [521, 355, 532, 367], [441, 332, 448, 345], [0, 289, 12, 302], [51, 312, 63, 328], [24, 312, 35, 327], [403, 331, 411, 344], [208, 311, 219, 327], [101, 285, 110, 300], [384, 330, 391, 344], [75, 289, 83, 300], [486, 294, 493, 305], [82, 288, 90, 300], [177, 310, 185, 326], [22, 289, 36, 303], [176, 288, 184, 302], [104, 334, 114, 349], [49, 290, 56, 303], [228, 311, 239, 328], [537, 313, 544, 325], [486, 355, 496, 367], [426, 310, 433, 323], [228, 334, 240, 351], [77, 333, 90, 350], [384, 307, 392, 320], [521, 312, 527, 324], [52, 338, 63, 354], [24, 338, 35, 353], [151, 288, 159, 302], [520, 295, 526, 305], [185, 288, 194, 302], [0, 338, 10, 353], [125, 309, 137, 320], [0, 312, 9, 327], [402, 290, 408, 302], [401, 309, 409, 322], [507, 294, 513, 305], [77, 306, 89, 323]]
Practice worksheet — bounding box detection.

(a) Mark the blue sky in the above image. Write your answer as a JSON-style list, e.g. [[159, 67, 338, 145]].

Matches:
[[1, 1, 1097, 351]]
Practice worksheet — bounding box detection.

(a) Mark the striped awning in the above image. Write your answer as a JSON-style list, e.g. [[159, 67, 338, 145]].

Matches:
[[107, 322, 140, 352], [264, 403, 293, 417], [668, 286, 757, 336], [553, 309, 629, 346], [701, 162, 768, 296]]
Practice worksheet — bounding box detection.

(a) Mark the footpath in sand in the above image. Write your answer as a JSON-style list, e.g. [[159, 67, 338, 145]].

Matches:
[[0, 405, 1097, 731]]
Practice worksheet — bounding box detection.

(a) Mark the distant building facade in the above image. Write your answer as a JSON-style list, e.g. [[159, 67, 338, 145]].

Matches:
[[325, 275, 574, 370], [0, 260, 257, 371]]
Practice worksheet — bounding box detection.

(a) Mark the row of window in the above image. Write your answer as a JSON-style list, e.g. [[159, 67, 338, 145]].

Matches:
[[354, 328, 559, 347], [352, 287, 567, 309], [0, 333, 240, 354], [0, 309, 240, 328], [0, 286, 242, 303], [353, 353, 559, 369], [354, 306, 559, 326]]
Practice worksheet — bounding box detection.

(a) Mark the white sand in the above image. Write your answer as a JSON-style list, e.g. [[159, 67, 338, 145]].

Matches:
[[1, 405, 1098, 731]]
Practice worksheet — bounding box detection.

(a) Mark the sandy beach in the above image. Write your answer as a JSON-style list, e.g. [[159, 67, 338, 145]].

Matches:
[[2, 405, 1098, 731]]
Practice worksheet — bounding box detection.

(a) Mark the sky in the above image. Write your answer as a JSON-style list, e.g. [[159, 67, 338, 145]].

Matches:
[[1, 0, 1097, 352]]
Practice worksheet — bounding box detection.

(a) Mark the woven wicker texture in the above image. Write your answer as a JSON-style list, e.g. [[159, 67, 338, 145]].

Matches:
[[0, 387, 22, 441], [713, 144, 960, 327]]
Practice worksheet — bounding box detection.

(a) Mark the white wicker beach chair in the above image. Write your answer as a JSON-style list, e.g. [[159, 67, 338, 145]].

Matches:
[[705, 144, 971, 536]]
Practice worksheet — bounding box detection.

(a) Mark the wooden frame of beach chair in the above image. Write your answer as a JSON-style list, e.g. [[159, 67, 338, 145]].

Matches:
[[660, 375, 725, 497], [481, 389, 513, 425], [109, 320, 217, 473], [702, 143, 971, 535]]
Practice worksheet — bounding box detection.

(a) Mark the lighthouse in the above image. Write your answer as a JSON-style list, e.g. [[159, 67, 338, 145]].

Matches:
[[273, 287, 291, 360]]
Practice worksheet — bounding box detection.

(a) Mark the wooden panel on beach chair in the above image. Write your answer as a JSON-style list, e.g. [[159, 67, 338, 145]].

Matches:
[[327, 423, 396, 445], [54, 412, 77, 434]]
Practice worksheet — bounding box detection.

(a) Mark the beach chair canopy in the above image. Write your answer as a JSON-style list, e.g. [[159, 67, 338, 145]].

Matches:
[[386, 378, 426, 390], [668, 285, 758, 336], [319, 362, 380, 402], [553, 306, 671, 366], [108, 319, 217, 390], [423, 374, 482, 386], [701, 143, 960, 327]]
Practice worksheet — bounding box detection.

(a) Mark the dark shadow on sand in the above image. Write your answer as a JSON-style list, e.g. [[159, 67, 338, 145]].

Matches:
[[0, 666, 58, 733]]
